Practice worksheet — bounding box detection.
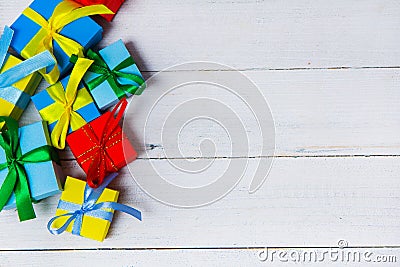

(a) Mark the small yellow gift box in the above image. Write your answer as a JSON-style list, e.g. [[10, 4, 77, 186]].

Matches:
[[53, 176, 119, 242], [0, 54, 42, 122], [48, 174, 142, 242]]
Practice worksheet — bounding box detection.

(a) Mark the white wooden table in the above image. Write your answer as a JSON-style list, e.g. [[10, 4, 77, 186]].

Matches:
[[1, 0, 400, 266]]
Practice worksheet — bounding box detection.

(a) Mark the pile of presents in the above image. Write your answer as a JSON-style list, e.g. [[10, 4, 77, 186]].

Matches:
[[0, 0, 145, 241]]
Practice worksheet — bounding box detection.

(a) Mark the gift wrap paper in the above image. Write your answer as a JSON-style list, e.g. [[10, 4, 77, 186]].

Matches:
[[10, 0, 106, 82], [53, 176, 119, 241], [74, 0, 125, 21], [66, 99, 137, 187], [0, 54, 42, 122], [0, 121, 63, 209], [82, 40, 146, 110], [32, 74, 100, 136]]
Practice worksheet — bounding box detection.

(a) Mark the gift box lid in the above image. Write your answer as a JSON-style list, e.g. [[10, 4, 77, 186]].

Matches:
[[84, 39, 145, 110], [55, 176, 119, 241], [11, 0, 104, 78], [31, 74, 101, 133], [0, 121, 63, 209]]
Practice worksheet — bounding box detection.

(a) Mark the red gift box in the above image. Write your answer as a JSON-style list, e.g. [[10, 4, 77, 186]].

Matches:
[[66, 98, 137, 188], [74, 0, 125, 21]]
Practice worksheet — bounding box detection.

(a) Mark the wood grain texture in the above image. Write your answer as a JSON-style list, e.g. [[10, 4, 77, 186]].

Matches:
[[1, 248, 399, 266], [17, 68, 400, 159], [0, 0, 399, 266], [1, 0, 400, 71], [0, 157, 399, 249]]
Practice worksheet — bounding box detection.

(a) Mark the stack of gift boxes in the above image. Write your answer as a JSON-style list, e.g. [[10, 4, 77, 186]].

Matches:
[[0, 0, 143, 241]]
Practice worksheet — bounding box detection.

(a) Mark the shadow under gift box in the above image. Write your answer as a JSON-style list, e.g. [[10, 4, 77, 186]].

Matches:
[[0, 54, 42, 123], [31, 74, 101, 134], [83, 40, 146, 110], [0, 121, 63, 210], [53, 176, 119, 241], [10, 0, 103, 81]]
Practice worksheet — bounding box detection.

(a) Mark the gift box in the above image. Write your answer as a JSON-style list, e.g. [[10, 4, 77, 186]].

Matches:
[[48, 173, 141, 241], [32, 58, 101, 149], [50, 176, 118, 241], [0, 117, 63, 221], [66, 98, 137, 188], [74, 0, 124, 21], [10, 0, 112, 84], [75, 39, 146, 110], [0, 54, 42, 121], [0, 26, 54, 127]]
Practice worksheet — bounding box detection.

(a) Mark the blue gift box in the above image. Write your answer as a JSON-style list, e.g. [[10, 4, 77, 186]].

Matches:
[[31, 74, 101, 134], [83, 40, 146, 110], [0, 121, 63, 209], [10, 0, 103, 80]]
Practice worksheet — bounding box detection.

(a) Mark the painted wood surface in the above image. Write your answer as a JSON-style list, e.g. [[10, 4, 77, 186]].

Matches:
[[2, 248, 400, 266], [0, 157, 399, 249], [0, 0, 399, 266]]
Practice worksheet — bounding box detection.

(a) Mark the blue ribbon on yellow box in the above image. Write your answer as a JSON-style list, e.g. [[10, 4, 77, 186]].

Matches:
[[0, 26, 54, 118], [48, 172, 141, 240]]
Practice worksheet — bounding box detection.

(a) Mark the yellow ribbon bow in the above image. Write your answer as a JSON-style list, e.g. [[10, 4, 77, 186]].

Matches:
[[21, 1, 113, 85], [45, 58, 94, 149]]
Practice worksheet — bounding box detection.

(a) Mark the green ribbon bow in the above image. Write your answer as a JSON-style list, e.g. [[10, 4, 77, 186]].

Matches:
[[0, 117, 58, 221], [70, 50, 146, 99]]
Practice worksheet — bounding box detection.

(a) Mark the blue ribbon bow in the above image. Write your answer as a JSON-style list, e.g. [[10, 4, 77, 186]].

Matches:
[[47, 173, 142, 236], [0, 26, 54, 109]]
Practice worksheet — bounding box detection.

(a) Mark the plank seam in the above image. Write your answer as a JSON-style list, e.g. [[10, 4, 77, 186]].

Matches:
[[141, 66, 400, 73], [59, 155, 400, 161], [2, 246, 400, 252]]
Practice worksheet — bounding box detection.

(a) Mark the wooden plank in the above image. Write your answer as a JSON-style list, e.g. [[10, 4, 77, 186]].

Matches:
[[18, 68, 398, 158], [0, 157, 399, 249], [1, 248, 399, 266], [123, 68, 400, 158], [1, 0, 400, 71]]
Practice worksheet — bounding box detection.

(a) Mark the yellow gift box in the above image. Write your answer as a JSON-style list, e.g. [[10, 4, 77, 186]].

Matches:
[[53, 176, 119, 242], [0, 54, 42, 122]]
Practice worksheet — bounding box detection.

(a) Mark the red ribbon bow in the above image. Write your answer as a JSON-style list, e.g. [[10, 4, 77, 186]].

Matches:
[[84, 98, 128, 188]]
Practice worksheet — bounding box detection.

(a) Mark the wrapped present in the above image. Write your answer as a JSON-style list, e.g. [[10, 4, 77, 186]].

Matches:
[[73, 0, 125, 21], [67, 98, 137, 188], [48, 173, 141, 241], [0, 26, 54, 125], [32, 58, 101, 149], [10, 0, 113, 84], [71, 39, 146, 110], [0, 117, 63, 222]]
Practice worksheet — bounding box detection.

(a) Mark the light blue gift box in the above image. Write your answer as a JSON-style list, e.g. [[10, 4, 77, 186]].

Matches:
[[10, 0, 104, 80], [83, 40, 146, 110], [31, 74, 101, 134], [0, 121, 63, 209]]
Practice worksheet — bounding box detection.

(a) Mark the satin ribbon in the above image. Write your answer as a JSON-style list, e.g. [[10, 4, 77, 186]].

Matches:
[[21, 1, 113, 84], [0, 117, 58, 221], [70, 50, 145, 99], [47, 172, 142, 236], [0, 26, 55, 108], [45, 57, 94, 149], [82, 98, 128, 188]]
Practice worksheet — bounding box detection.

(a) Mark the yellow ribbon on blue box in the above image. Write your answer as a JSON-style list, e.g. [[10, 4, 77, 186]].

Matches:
[[11, 0, 113, 85], [32, 58, 101, 149]]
